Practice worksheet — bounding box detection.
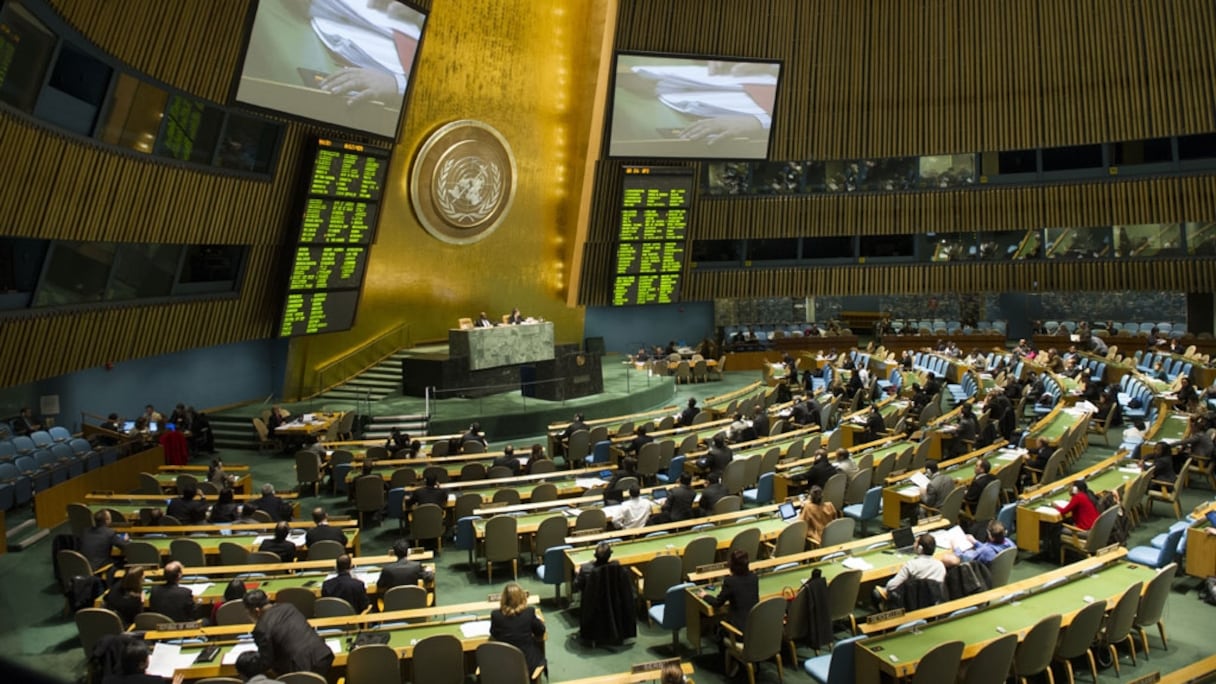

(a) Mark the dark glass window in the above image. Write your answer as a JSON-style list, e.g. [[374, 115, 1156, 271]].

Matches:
[[156, 95, 224, 164], [747, 238, 799, 261], [859, 234, 914, 258], [1178, 133, 1216, 161], [1042, 144, 1103, 172], [803, 236, 854, 260], [997, 149, 1037, 174], [691, 240, 743, 263], [215, 114, 279, 173], [0, 1, 56, 113], [1112, 138, 1172, 166], [33, 242, 115, 305]]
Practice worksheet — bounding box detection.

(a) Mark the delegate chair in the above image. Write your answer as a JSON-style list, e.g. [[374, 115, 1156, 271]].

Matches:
[[803, 634, 865, 684], [1012, 614, 1063, 684], [722, 596, 786, 684], [410, 503, 445, 552], [1135, 563, 1178, 655], [648, 581, 694, 650], [1101, 581, 1144, 677], [74, 608, 124, 657], [411, 633, 465, 684], [959, 633, 1017, 684], [1052, 598, 1107, 684], [346, 643, 400, 684], [476, 641, 544, 684]]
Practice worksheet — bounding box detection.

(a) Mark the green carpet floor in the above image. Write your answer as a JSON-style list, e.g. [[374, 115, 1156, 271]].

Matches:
[[2, 370, 1214, 683]]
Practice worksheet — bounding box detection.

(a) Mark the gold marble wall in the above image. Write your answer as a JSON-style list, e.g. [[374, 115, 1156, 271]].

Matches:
[[283, 0, 613, 398]]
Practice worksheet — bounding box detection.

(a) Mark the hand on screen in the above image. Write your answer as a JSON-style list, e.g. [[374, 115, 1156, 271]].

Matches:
[[320, 67, 396, 105], [680, 115, 763, 144]]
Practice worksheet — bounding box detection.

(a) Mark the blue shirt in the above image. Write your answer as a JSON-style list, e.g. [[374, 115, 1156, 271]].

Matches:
[[958, 536, 1015, 564]]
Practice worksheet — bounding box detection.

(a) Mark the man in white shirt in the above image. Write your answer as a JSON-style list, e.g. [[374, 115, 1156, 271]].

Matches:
[[611, 487, 652, 530], [873, 533, 946, 610]]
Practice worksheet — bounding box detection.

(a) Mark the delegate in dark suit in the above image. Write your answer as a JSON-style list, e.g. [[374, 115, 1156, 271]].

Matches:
[[660, 483, 696, 522], [709, 572, 760, 630], [490, 607, 547, 672], [148, 584, 195, 622], [305, 525, 347, 548], [376, 559, 432, 593], [252, 603, 334, 675], [79, 525, 127, 570], [321, 572, 369, 614]]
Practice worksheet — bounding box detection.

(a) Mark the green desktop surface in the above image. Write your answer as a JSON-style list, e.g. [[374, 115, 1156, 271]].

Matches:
[[859, 561, 1151, 668], [566, 516, 788, 566]]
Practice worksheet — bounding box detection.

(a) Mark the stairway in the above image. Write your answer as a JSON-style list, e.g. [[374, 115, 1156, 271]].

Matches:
[[210, 413, 259, 451], [314, 351, 407, 403]]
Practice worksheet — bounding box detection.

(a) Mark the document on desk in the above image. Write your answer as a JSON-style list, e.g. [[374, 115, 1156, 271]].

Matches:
[[221, 643, 259, 665], [841, 557, 873, 571], [147, 643, 196, 677], [460, 620, 492, 638]]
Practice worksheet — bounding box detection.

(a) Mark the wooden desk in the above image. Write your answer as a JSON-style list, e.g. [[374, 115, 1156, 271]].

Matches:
[[855, 556, 1153, 681], [880, 442, 1014, 530], [562, 662, 696, 684], [1014, 452, 1130, 552], [148, 597, 541, 680]]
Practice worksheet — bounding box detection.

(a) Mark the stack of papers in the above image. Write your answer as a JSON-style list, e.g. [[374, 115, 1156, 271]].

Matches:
[[146, 643, 197, 677], [221, 643, 259, 665], [841, 557, 873, 571], [460, 620, 493, 638]]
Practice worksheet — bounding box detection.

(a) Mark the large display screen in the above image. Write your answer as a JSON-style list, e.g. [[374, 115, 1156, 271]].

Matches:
[[236, 0, 427, 139], [607, 53, 781, 160], [611, 166, 693, 306], [279, 290, 359, 337], [278, 139, 388, 337]]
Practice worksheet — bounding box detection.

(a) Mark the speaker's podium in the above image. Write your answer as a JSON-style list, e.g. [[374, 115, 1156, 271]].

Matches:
[[401, 322, 599, 399]]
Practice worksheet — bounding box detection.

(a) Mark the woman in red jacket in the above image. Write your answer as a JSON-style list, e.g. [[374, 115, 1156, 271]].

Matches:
[[1055, 480, 1099, 530]]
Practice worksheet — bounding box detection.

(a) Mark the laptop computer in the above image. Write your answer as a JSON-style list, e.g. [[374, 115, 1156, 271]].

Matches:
[[891, 525, 917, 553], [778, 501, 798, 522]]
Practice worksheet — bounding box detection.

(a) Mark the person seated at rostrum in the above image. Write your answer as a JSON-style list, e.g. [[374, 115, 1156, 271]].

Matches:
[[873, 533, 946, 610], [321, 554, 369, 614]]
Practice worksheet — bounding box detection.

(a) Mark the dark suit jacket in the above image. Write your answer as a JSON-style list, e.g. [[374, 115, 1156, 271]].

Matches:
[[149, 584, 195, 622], [678, 406, 700, 427], [491, 607, 547, 672], [321, 572, 369, 614], [305, 524, 348, 548], [253, 603, 334, 675], [167, 498, 207, 525], [376, 559, 432, 594], [963, 472, 996, 506], [711, 572, 760, 630], [258, 539, 296, 563], [409, 486, 448, 509], [662, 485, 696, 522], [79, 525, 126, 570], [698, 483, 729, 515], [254, 494, 291, 522]]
